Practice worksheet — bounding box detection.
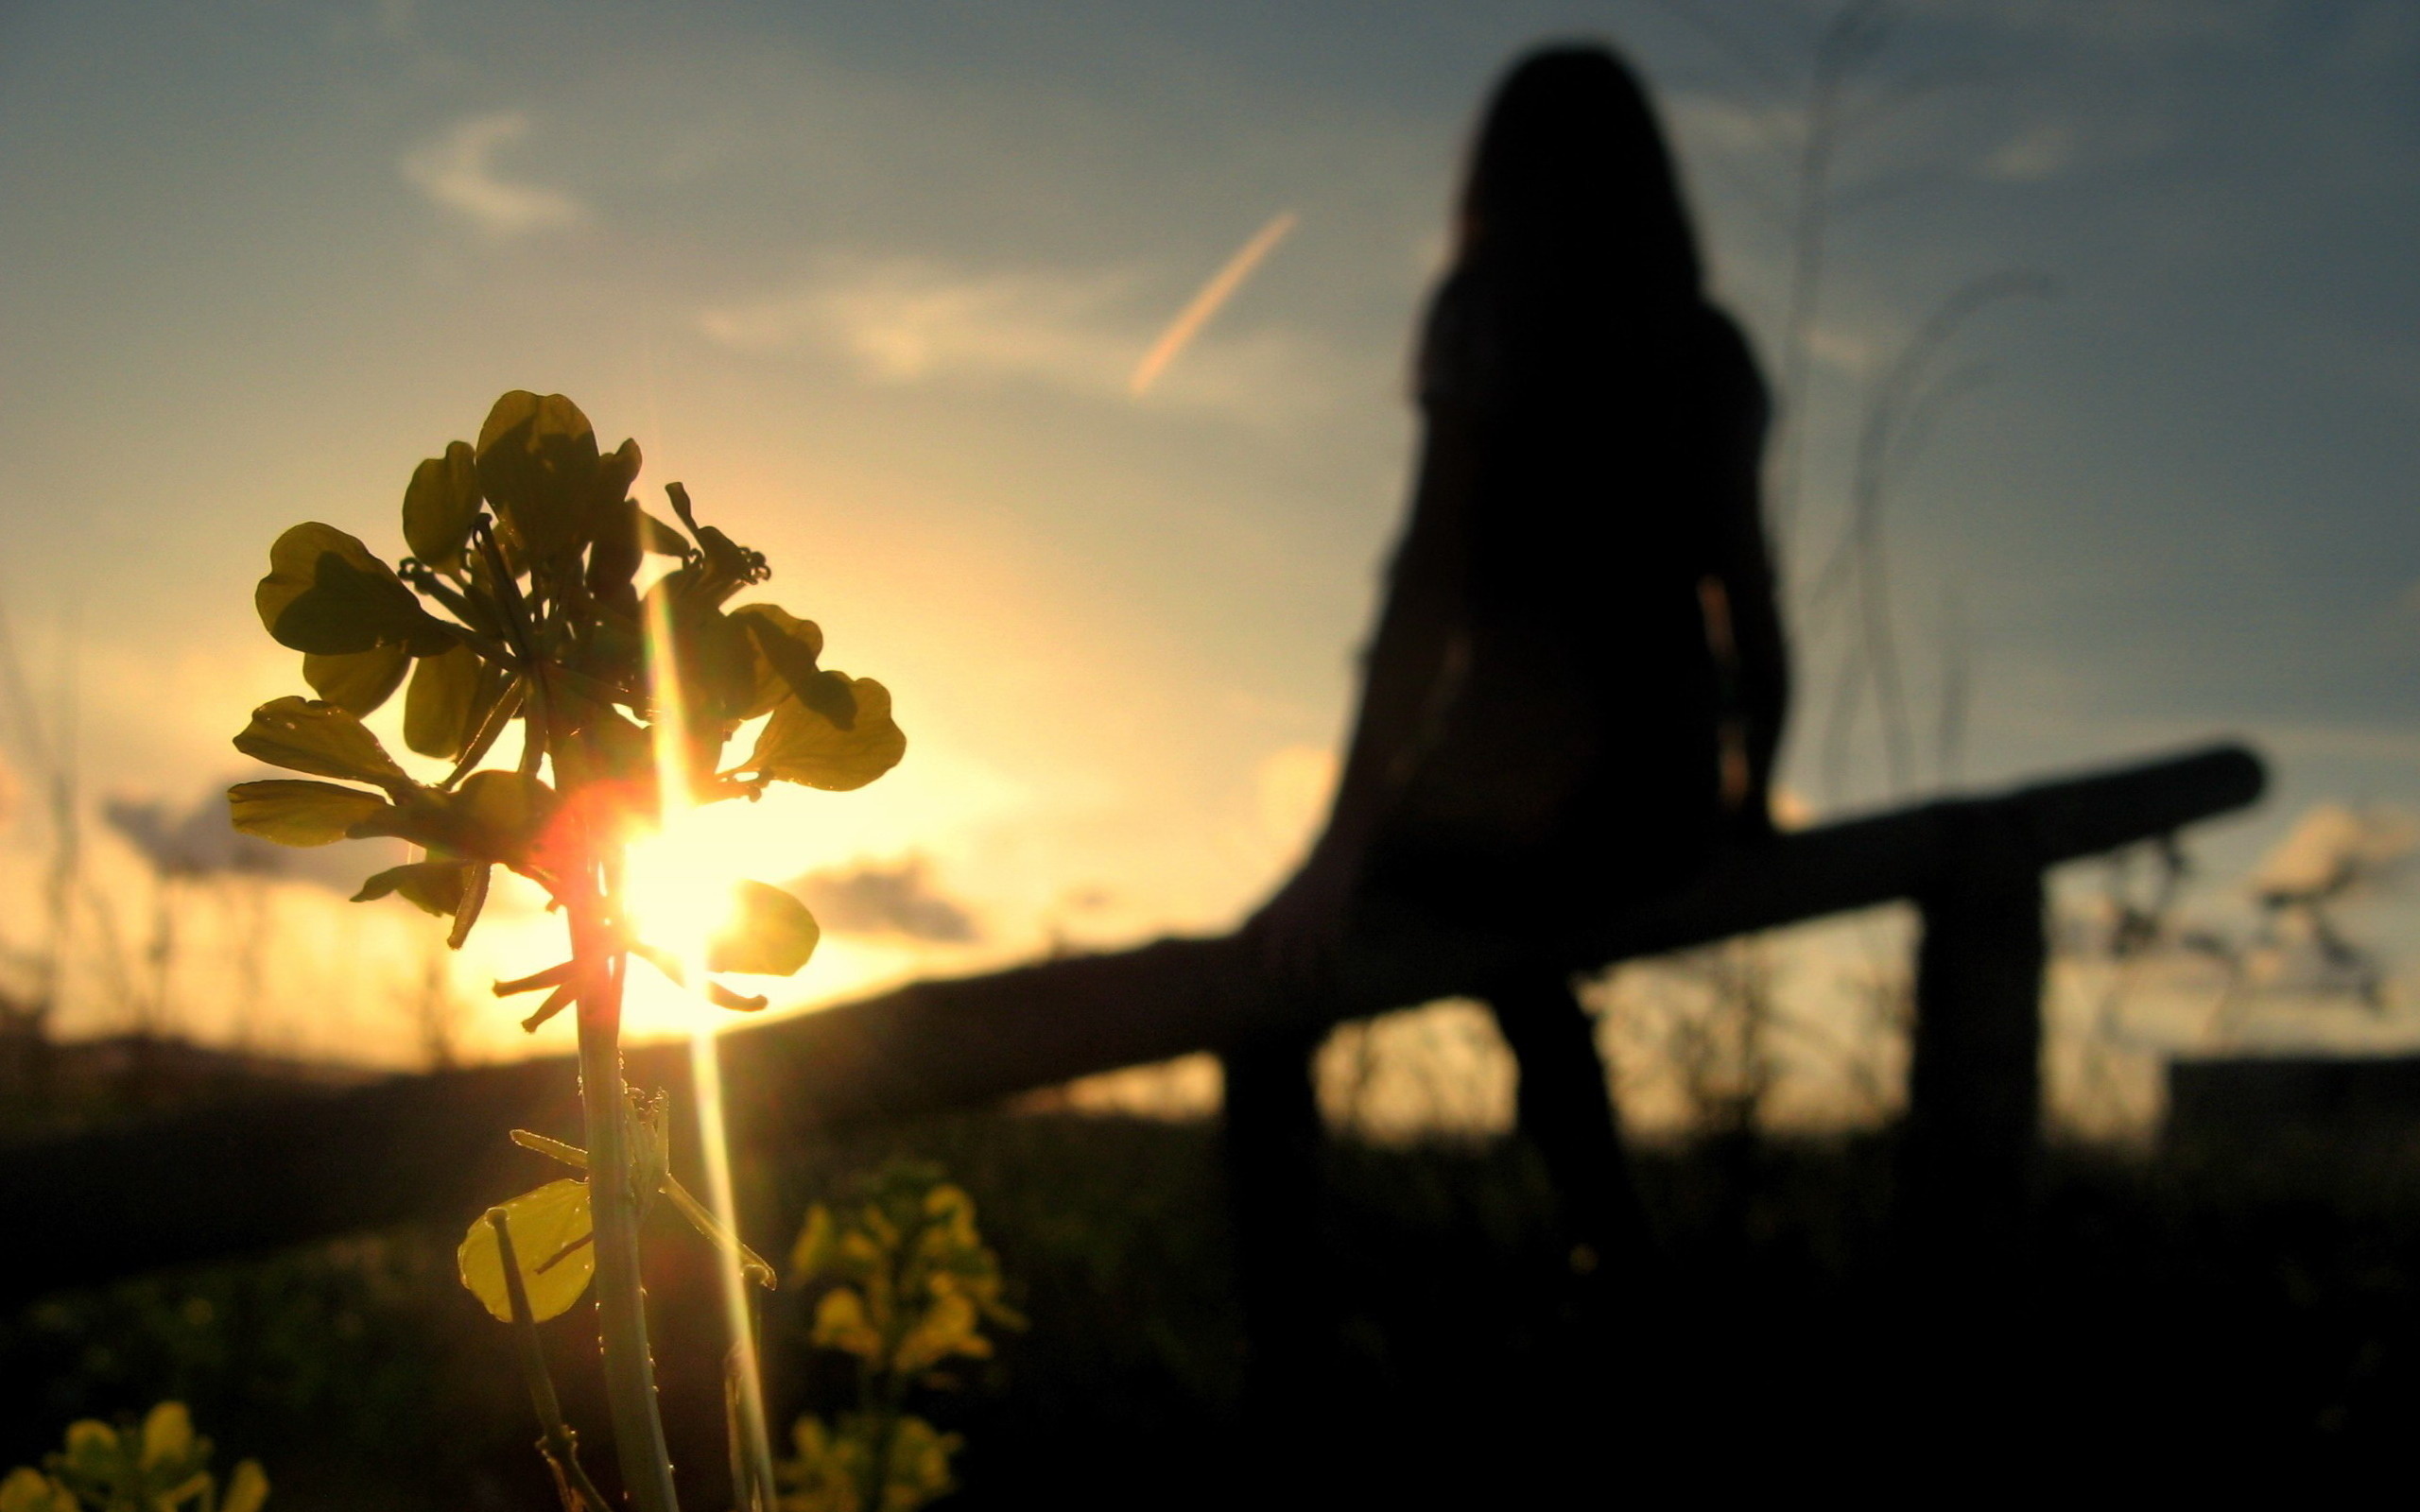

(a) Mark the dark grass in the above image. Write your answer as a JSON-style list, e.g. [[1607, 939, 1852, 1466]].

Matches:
[[9, 1108, 2420, 1504]]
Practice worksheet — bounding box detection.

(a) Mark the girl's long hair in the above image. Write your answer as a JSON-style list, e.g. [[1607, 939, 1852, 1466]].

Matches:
[[1459, 46, 1703, 298]]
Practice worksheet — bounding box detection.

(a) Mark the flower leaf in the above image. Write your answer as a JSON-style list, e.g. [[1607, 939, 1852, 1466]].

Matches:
[[596, 435, 643, 508], [302, 644, 410, 716], [136, 1402, 194, 1473], [353, 771, 556, 865], [404, 642, 483, 759], [0, 1468, 78, 1512], [352, 859, 474, 917], [810, 1287, 881, 1360], [475, 391, 600, 562], [255, 522, 450, 657], [450, 862, 493, 949], [228, 779, 391, 846], [457, 1178, 596, 1323], [732, 604, 840, 722], [457, 768, 558, 851], [788, 1204, 836, 1282], [222, 1461, 270, 1512], [582, 707, 654, 786], [55, 1422, 120, 1481], [644, 588, 758, 722], [402, 440, 481, 569], [233, 697, 410, 786], [745, 676, 906, 791], [707, 880, 820, 976], [636, 508, 689, 555], [893, 1290, 988, 1377], [583, 438, 648, 601]]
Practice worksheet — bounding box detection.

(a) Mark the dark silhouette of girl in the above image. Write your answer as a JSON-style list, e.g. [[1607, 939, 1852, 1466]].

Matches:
[[1228, 43, 1790, 1430]]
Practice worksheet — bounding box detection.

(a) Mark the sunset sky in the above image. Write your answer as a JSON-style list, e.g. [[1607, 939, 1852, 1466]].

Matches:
[[3, 2, 2418, 1086]]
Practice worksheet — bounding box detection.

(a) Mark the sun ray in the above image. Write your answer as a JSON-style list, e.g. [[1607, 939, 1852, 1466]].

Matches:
[[639, 579, 780, 1493]]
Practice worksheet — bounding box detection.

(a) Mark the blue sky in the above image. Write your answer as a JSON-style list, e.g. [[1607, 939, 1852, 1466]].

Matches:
[[2, 1, 2416, 1076]]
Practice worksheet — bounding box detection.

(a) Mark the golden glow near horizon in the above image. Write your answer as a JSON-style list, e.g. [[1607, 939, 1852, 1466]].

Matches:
[[1129, 211, 1298, 396], [9, 6, 2411, 1142]]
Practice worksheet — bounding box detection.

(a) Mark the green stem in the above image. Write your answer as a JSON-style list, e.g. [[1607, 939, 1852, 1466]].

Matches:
[[573, 911, 681, 1512], [488, 1210, 612, 1512], [863, 1404, 897, 1512], [723, 1330, 778, 1512], [860, 1247, 910, 1512], [493, 513, 677, 1504]]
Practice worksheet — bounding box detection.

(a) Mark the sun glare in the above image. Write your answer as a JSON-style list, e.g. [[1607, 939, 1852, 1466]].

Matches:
[[638, 565, 779, 1486], [630, 575, 735, 1005], [622, 819, 744, 982]]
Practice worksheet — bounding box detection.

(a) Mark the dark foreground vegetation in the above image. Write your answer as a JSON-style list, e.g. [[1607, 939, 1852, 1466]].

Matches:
[[8, 1074, 2420, 1505]]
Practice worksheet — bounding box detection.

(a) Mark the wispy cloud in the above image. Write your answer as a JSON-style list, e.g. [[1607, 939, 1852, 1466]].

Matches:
[[400, 111, 585, 238], [697, 254, 1326, 421], [703, 258, 1135, 384], [791, 856, 980, 944], [2252, 802, 2420, 903], [1929, 0, 2291, 51], [1981, 123, 2077, 183]]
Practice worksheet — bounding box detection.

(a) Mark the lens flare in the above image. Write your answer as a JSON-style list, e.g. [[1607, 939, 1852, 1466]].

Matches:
[[623, 821, 741, 976], [640, 582, 780, 1494]]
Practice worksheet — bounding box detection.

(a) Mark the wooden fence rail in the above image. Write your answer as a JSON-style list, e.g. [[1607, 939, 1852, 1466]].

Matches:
[[0, 742, 2262, 1300]]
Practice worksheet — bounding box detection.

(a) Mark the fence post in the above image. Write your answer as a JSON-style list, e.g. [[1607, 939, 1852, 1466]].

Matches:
[[1219, 1028, 1330, 1443], [1903, 804, 2046, 1246]]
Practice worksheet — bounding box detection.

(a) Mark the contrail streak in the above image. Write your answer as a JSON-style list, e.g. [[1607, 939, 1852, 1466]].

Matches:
[[1129, 210, 1297, 396]]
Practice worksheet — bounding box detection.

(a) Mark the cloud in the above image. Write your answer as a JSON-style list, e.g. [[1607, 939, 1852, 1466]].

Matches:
[[1667, 93, 1801, 168], [697, 254, 1324, 421], [703, 258, 1132, 383], [1944, 0, 2290, 50], [791, 855, 980, 944], [2249, 802, 2420, 904], [400, 111, 586, 238], [1981, 123, 2077, 183]]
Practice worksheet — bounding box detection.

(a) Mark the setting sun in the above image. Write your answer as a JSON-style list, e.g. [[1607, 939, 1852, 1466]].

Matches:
[[622, 818, 746, 988]]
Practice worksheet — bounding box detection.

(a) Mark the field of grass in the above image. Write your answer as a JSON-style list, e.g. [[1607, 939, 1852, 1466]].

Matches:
[[9, 1093, 2420, 1504]]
